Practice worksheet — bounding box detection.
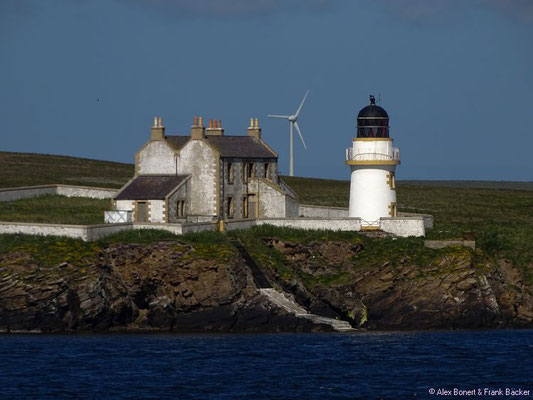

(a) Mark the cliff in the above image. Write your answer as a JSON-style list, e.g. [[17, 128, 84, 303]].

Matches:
[[0, 230, 532, 333]]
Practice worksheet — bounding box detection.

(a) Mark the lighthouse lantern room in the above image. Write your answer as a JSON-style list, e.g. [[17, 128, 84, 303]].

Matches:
[[346, 95, 401, 227]]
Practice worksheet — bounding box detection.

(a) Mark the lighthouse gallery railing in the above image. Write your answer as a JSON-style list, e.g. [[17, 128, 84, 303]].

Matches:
[[345, 147, 400, 162]]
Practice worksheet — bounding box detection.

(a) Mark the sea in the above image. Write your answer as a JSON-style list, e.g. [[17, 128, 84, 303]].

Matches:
[[0, 330, 531, 399]]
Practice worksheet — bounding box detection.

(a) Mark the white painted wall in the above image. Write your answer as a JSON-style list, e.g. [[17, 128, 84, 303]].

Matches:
[[352, 139, 394, 160], [0, 185, 117, 202], [380, 217, 425, 237], [299, 205, 349, 218], [177, 140, 217, 216], [116, 200, 134, 211], [138, 140, 177, 175], [398, 212, 434, 229], [0, 221, 132, 241], [55, 186, 117, 199], [257, 218, 361, 231], [349, 166, 396, 223], [149, 200, 166, 223]]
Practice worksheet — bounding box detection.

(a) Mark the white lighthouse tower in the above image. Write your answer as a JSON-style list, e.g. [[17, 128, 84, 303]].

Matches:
[[346, 95, 400, 227]]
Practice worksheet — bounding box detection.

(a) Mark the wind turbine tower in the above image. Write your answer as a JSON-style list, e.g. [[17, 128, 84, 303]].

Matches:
[[268, 90, 309, 177]]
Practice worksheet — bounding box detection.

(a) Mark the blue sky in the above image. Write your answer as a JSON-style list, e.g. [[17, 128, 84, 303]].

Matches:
[[1, 0, 532, 181]]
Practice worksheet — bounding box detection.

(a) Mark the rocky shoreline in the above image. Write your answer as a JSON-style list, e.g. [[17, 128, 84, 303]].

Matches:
[[1, 238, 532, 333]]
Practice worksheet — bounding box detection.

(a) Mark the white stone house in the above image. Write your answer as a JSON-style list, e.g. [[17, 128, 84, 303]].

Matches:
[[111, 117, 299, 224]]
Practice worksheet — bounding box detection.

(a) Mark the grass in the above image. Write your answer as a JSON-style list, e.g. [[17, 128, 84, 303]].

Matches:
[[0, 195, 110, 225], [228, 225, 468, 288], [0, 151, 133, 189]]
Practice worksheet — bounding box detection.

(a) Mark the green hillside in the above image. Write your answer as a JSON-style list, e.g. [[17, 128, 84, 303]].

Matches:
[[0, 151, 133, 189]]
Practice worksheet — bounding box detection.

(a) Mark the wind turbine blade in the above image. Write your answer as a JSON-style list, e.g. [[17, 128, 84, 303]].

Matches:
[[268, 114, 290, 119], [294, 121, 307, 150], [294, 90, 309, 117]]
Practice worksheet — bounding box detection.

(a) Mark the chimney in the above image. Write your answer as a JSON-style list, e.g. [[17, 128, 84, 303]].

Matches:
[[151, 116, 165, 140], [191, 116, 205, 140], [206, 119, 224, 136], [247, 118, 261, 140]]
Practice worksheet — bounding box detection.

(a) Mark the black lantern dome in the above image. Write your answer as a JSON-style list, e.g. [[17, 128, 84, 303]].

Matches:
[[357, 95, 389, 138]]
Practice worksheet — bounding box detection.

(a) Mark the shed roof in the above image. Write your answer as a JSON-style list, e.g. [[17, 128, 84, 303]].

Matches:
[[115, 175, 189, 200]]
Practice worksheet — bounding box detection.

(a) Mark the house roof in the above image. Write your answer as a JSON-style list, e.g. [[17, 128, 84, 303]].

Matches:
[[166, 135, 190, 151], [164, 134, 277, 159], [115, 175, 189, 200]]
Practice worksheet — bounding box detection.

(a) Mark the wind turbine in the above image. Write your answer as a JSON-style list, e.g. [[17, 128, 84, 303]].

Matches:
[[268, 90, 309, 177]]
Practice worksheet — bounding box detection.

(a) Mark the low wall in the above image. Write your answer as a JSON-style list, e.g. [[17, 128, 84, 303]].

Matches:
[[380, 217, 425, 237], [257, 218, 361, 231], [299, 204, 349, 218], [398, 212, 434, 229], [0, 221, 188, 241], [425, 240, 476, 250], [181, 222, 216, 234], [55, 185, 117, 199], [0, 221, 91, 240], [133, 223, 185, 235], [0, 184, 118, 202], [224, 219, 257, 232], [86, 224, 135, 241], [0, 221, 131, 241], [0, 186, 57, 202]]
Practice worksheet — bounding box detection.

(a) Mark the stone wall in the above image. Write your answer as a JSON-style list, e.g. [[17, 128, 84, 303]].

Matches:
[[177, 140, 217, 217], [380, 217, 425, 237], [181, 222, 216, 234], [0, 185, 117, 202], [224, 219, 257, 231], [256, 218, 361, 231], [137, 140, 177, 175], [0, 221, 132, 241], [55, 185, 117, 199], [299, 204, 349, 218], [398, 212, 434, 230], [149, 200, 166, 223], [167, 179, 189, 223], [425, 240, 476, 250]]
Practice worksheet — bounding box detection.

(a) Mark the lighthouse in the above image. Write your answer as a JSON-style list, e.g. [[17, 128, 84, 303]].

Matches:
[[346, 95, 400, 227]]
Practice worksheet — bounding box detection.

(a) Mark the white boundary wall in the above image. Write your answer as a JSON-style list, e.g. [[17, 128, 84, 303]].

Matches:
[[299, 204, 349, 218], [0, 217, 427, 241], [0, 185, 117, 202], [380, 217, 425, 237], [0, 221, 132, 241], [397, 212, 433, 229], [256, 218, 361, 231]]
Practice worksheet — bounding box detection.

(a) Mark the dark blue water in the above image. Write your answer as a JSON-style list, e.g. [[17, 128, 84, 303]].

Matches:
[[0, 330, 532, 399]]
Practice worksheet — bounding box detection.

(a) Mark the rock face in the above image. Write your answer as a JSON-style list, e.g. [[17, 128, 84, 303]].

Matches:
[[0, 239, 531, 333]]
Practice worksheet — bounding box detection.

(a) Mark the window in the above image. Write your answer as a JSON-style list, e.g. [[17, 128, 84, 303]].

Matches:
[[227, 162, 235, 184], [263, 163, 270, 179], [242, 163, 248, 183], [387, 172, 396, 189], [243, 162, 255, 183], [226, 197, 234, 219], [389, 202, 397, 217], [176, 200, 186, 217], [242, 196, 248, 218]]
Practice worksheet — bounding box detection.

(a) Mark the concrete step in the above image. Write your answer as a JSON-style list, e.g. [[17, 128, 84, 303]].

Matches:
[[259, 288, 308, 315], [259, 288, 356, 332]]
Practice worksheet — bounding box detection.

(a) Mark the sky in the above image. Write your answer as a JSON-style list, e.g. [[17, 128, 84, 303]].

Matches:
[[1, 0, 532, 181]]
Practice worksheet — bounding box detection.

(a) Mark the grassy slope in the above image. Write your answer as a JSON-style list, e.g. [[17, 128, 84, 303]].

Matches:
[[0, 151, 133, 189]]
